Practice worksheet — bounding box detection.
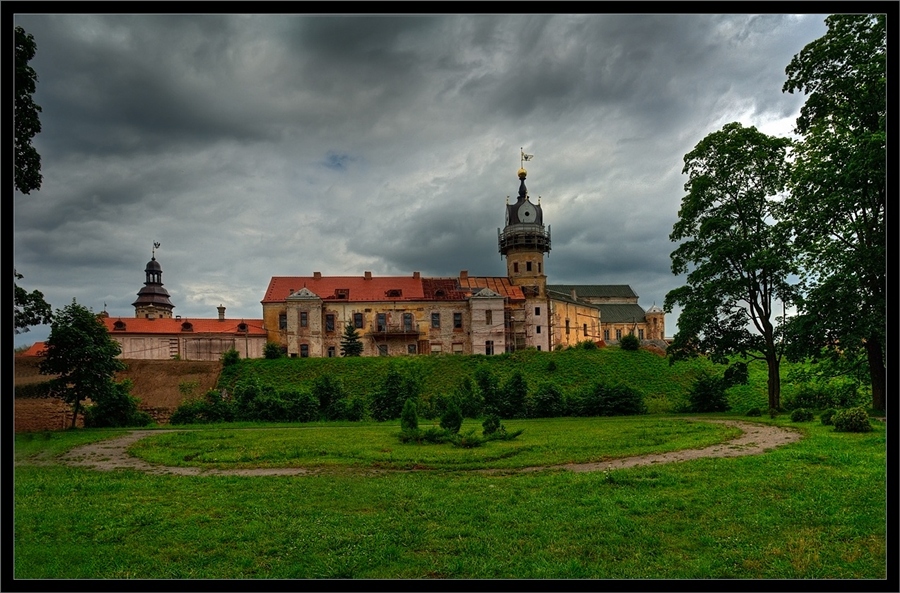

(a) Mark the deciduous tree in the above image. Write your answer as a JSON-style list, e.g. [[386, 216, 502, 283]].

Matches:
[[40, 300, 126, 428], [665, 122, 794, 410], [781, 14, 886, 412], [14, 270, 51, 334], [15, 25, 42, 195]]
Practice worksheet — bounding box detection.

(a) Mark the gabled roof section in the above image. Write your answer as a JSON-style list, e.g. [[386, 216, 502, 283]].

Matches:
[[263, 275, 426, 303], [458, 276, 525, 301], [101, 317, 267, 336], [287, 287, 320, 300], [595, 303, 648, 324], [471, 287, 503, 298], [422, 278, 468, 300], [17, 341, 46, 356], [547, 285, 638, 299], [547, 290, 601, 309]]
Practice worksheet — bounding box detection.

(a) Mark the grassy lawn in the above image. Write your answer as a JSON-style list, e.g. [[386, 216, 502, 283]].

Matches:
[[13, 415, 886, 580]]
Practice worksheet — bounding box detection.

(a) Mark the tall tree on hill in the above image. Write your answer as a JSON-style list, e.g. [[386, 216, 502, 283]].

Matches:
[[40, 301, 126, 428], [665, 122, 795, 411], [340, 322, 363, 357], [781, 14, 886, 412], [15, 25, 42, 195]]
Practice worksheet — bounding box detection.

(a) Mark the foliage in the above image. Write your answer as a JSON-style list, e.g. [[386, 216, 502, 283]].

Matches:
[[15, 26, 42, 194], [400, 398, 419, 433], [782, 15, 886, 411], [481, 414, 502, 436], [475, 366, 503, 418], [665, 122, 794, 410], [370, 366, 418, 422], [501, 371, 529, 418], [577, 339, 598, 350], [529, 382, 564, 418], [14, 271, 52, 334], [576, 381, 647, 417], [438, 399, 463, 434], [832, 406, 873, 433], [264, 342, 285, 359], [820, 408, 837, 426], [340, 322, 364, 357], [686, 373, 731, 413], [790, 408, 814, 423], [619, 333, 640, 351], [311, 375, 353, 421], [783, 381, 863, 412], [221, 348, 240, 366], [745, 407, 762, 417], [83, 379, 153, 428], [39, 300, 126, 428]]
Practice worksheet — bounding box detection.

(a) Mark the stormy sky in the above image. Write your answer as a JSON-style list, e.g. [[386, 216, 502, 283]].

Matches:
[[13, 13, 829, 348]]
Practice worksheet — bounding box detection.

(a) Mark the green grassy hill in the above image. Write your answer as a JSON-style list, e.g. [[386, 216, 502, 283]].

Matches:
[[217, 347, 775, 415]]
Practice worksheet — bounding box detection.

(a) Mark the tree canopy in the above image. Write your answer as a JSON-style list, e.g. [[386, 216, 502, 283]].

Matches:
[[340, 322, 364, 357], [665, 122, 794, 410], [40, 300, 126, 428], [15, 25, 42, 195], [781, 14, 886, 411], [14, 270, 52, 334]]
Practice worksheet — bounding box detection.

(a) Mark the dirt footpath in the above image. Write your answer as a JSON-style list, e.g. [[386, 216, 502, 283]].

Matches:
[[51, 419, 803, 477]]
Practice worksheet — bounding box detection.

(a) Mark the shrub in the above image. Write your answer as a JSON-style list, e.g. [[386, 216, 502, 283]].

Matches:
[[820, 408, 837, 426], [312, 375, 349, 421], [263, 342, 285, 359], [578, 381, 647, 417], [785, 380, 864, 411], [370, 366, 418, 422], [768, 407, 779, 419], [686, 373, 730, 413], [501, 371, 529, 418], [401, 398, 419, 432], [439, 399, 463, 434], [451, 429, 484, 448], [745, 407, 762, 417], [619, 333, 640, 351], [832, 406, 872, 433], [476, 367, 503, 418], [83, 380, 153, 428], [790, 408, 814, 422], [221, 348, 240, 366], [281, 389, 319, 423], [578, 340, 598, 350], [482, 414, 502, 436], [546, 360, 557, 372], [530, 383, 564, 418]]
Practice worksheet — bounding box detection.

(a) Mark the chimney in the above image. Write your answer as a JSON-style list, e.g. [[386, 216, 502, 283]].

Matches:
[[460, 270, 468, 281], [313, 272, 322, 279], [217, 305, 225, 321], [364, 271, 372, 280], [571, 289, 577, 300], [413, 271, 420, 280]]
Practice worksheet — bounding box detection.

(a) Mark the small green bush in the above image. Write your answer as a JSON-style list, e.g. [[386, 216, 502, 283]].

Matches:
[[401, 398, 419, 432], [482, 414, 502, 436], [686, 373, 730, 413], [83, 380, 154, 428], [263, 342, 284, 359], [578, 340, 598, 350], [530, 382, 564, 418], [745, 407, 762, 417], [451, 429, 484, 448], [221, 348, 241, 366], [439, 400, 463, 434], [820, 408, 837, 426], [790, 408, 814, 422], [619, 333, 640, 351], [832, 406, 872, 433], [768, 407, 779, 419]]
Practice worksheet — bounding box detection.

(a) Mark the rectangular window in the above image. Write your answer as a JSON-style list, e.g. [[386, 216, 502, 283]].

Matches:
[[430, 343, 442, 354], [616, 329, 622, 340], [535, 306, 541, 316], [604, 329, 610, 341], [452, 343, 464, 355], [638, 329, 644, 340], [538, 263, 541, 273], [325, 314, 335, 332], [453, 312, 463, 329], [376, 313, 387, 332], [526, 261, 532, 272], [279, 313, 287, 330], [513, 262, 519, 273], [431, 312, 440, 329], [584, 323, 588, 336], [300, 311, 308, 328], [300, 344, 309, 358], [327, 346, 336, 358], [353, 312, 364, 329], [536, 325, 541, 334], [377, 344, 388, 356], [407, 343, 417, 354], [485, 340, 494, 356], [536, 345, 541, 351], [403, 313, 413, 332], [485, 310, 492, 326], [565, 319, 570, 335]]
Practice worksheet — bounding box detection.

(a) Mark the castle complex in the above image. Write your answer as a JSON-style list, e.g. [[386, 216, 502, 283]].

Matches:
[[103, 157, 664, 360]]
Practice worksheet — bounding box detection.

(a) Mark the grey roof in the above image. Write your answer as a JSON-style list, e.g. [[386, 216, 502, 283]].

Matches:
[[547, 290, 600, 309], [596, 303, 648, 324], [547, 285, 638, 299]]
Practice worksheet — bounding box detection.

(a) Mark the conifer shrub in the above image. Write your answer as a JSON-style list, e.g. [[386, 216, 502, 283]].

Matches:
[[530, 382, 564, 418], [832, 406, 872, 433], [401, 398, 419, 433], [476, 367, 503, 417], [619, 333, 640, 351], [790, 408, 814, 422], [439, 399, 463, 434], [221, 348, 240, 366], [451, 429, 485, 448], [820, 408, 837, 426], [482, 414, 502, 436], [501, 371, 529, 418]]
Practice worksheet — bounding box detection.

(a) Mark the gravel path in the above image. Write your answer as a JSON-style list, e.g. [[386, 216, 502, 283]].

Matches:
[[50, 419, 804, 477]]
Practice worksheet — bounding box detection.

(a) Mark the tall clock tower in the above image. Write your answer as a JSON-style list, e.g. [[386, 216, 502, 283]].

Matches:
[[498, 162, 551, 297]]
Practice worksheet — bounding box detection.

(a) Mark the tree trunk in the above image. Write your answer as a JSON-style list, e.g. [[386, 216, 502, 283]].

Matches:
[[866, 337, 885, 413], [70, 400, 80, 429], [767, 355, 781, 411]]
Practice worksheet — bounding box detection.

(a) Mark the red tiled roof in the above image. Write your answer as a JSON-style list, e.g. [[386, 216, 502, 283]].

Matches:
[[422, 278, 469, 300], [102, 317, 267, 336], [262, 275, 426, 303], [17, 341, 46, 356], [460, 276, 525, 301]]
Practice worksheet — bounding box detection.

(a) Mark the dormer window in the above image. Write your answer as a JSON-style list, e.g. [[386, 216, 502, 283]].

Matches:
[[181, 322, 193, 332], [434, 289, 445, 298], [386, 289, 402, 298], [237, 323, 248, 332], [113, 320, 126, 331], [335, 289, 349, 299]]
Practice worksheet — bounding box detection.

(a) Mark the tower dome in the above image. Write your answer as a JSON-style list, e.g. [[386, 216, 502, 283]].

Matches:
[[132, 243, 175, 319]]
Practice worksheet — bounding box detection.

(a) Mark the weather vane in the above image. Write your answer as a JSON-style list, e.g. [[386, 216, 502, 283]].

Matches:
[[152, 241, 161, 258], [520, 147, 534, 168]]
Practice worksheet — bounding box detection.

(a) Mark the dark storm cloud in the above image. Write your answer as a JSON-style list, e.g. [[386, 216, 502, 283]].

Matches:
[[13, 13, 830, 349]]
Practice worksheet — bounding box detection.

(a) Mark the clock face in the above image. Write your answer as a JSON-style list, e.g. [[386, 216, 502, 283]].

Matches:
[[518, 202, 536, 222]]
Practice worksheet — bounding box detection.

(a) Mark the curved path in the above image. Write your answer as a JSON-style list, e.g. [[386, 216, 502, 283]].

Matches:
[[52, 419, 804, 477]]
